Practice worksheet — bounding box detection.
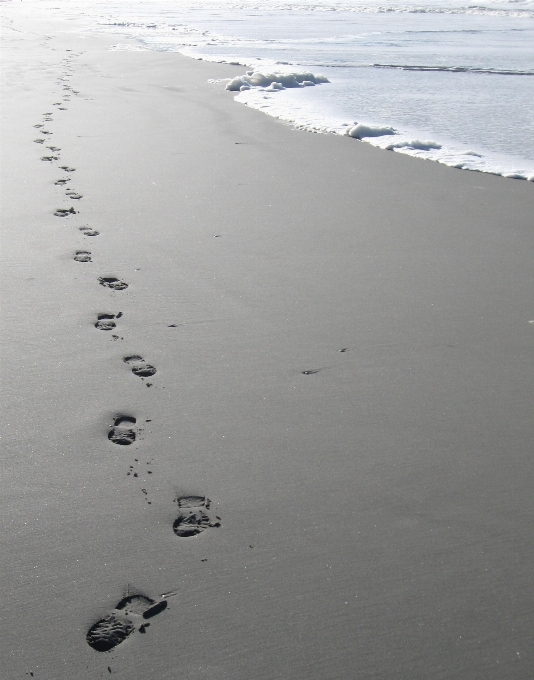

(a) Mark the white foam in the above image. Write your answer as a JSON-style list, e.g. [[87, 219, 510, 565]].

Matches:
[[361, 131, 534, 179], [384, 139, 442, 150], [109, 43, 148, 52], [231, 82, 345, 134], [225, 70, 329, 91], [346, 123, 396, 139]]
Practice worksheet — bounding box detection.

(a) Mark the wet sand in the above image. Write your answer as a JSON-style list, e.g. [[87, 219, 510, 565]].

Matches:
[[2, 3, 534, 679]]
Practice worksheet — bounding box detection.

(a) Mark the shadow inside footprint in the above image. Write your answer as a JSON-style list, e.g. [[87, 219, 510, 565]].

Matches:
[[87, 593, 168, 653], [99, 277, 128, 290], [132, 365, 156, 377], [108, 416, 137, 445], [54, 207, 76, 217], [123, 355, 157, 378], [74, 250, 91, 262], [142, 601, 168, 619]]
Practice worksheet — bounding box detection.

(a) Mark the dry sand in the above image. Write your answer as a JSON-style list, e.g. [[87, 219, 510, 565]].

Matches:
[[2, 3, 534, 679]]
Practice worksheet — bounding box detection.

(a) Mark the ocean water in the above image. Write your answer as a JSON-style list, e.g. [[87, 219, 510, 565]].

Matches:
[[69, 0, 534, 179]]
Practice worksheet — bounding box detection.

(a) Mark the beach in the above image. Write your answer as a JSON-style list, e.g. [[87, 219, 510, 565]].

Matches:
[[1, 3, 534, 679]]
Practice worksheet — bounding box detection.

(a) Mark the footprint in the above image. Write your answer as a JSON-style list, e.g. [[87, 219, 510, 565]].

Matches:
[[34, 139, 45, 144], [47, 146, 61, 152], [95, 314, 116, 331], [66, 191, 82, 199], [55, 178, 70, 185], [99, 277, 128, 291], [173, 510, 220, 537], [173, 496, 220, 537], [34, 124, 44, 128], [41, 156, 59, 162], [74, 250, 91, 262], [95, 312, 122, 331], [80, 226, 99, 237], [86, 593, 169, 652], [108, 415, 136, 445], [54, 207, 76, 217], [59, 165, 75, 172], [302, 369, 320, 375], [123, 355, 157, 378]]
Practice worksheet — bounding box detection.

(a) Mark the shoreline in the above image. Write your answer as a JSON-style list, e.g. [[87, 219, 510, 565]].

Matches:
[[71, 2, 534, 182], [2, 3, 534, 679]]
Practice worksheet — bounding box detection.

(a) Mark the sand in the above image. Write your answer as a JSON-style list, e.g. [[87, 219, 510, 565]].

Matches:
[[2, 3, 534, 679]]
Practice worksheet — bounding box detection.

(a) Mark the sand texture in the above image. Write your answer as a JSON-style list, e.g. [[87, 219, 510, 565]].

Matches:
[[2, 3, 534, 679]]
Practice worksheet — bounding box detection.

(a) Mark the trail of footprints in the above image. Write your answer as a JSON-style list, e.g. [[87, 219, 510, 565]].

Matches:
[[84, 495, 220, 654], [33, 49, 221, 655], [86, 494, 221, 653]]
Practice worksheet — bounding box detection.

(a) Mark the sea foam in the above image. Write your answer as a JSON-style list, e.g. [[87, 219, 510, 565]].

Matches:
[[384, 139, 442, 151], [346, 124, 395, 139], [226, 71, 329, 91]]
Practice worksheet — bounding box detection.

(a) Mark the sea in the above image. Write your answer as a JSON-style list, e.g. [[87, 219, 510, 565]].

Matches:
[[62, 0, 534, 179]]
